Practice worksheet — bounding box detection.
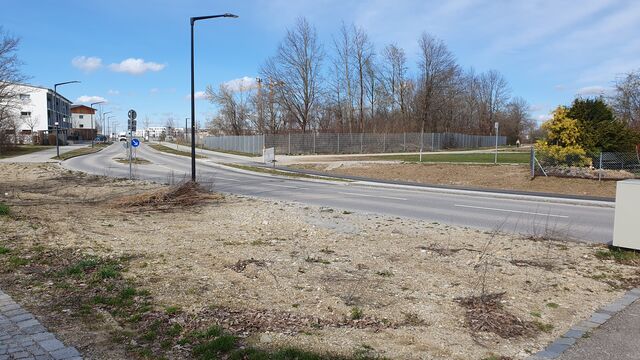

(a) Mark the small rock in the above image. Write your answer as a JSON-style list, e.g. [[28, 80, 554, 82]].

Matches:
[[260, 334, 272, 343]]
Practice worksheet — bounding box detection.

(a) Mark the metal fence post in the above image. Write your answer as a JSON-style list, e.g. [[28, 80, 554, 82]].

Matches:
[[383, 133, 386, 153], [403, 132, 406, 152], [313, 132, 316, 154], [599, 152, 603, 181], [530, 146, 535, 178], [431, 133, 435, 151], [360, 133, 363, 153], [288, 133, 291, 154], [337, 133, 340, 153]]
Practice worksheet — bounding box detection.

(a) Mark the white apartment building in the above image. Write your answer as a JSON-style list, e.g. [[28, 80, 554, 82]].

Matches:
[[9, 83, 72, 133], [70, 105, 97, 129]]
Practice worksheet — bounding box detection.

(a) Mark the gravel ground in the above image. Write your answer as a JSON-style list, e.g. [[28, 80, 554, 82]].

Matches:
[[290, 162, 618, 198], [0, 163, 636, 359]]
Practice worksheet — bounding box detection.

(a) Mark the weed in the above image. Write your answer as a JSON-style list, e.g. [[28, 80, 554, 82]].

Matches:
[[530, 311, 541, 318], [98, 265, 119, 279], [9, 256, 28, 267], [0, 246, 10, 255], [305, 256, 330, 265], [319, 247, 335, 254], [0, 203, 9, 216], [350, 307, 364, 320], [595, 246, 640, 265], [165, 306, 181, 315], [533, 320, 554, 333], [375, 269, 394, 277], [546, 302, 559, 309]]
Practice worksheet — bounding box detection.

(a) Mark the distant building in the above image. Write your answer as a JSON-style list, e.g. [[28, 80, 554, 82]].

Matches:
[[146, 127, 167, 139], [9, 83, 72, 134], [70, 105, 97, 129]]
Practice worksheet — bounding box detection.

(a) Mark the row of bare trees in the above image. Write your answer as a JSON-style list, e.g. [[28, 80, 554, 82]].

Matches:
[[206, 18, 533, 143], [0, 27, 28, 152]]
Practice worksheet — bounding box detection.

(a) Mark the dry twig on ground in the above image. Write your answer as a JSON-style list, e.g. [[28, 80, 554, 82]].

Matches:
[[110, 181, 222, 211]]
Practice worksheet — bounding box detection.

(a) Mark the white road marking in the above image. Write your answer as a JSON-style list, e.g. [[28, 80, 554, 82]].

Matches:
[[454, 204, 569, 218], [338, 192, 407, 201], [269, 183, 308, 190], [216, 177, 240, 182]]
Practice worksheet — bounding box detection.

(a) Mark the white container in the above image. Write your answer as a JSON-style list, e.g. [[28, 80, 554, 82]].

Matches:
[[613, 179, 640, 250]]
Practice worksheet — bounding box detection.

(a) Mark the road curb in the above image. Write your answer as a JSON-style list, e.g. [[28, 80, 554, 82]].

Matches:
[[528, 287, 640, 359]]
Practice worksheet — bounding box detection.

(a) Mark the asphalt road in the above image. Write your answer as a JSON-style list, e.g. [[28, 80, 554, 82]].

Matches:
[[62, 143, 615, 243]]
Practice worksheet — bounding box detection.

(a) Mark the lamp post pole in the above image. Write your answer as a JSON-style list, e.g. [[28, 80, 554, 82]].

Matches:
[[53, 81, 80, 153], [190, 13, 238, 182], [90, 101, 104, 147], [54, 122, 59, 158], [102, 111, 112, 139]]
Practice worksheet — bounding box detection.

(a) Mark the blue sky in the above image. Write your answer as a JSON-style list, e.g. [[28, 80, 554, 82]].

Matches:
[[2, 0, 639, 133]]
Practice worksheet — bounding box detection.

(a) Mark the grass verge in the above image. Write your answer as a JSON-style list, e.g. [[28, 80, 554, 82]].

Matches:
[[353, 152, 529, 164], [223, 163, 351, 182], [52, 143, 109, 160], [149, 144, 206, 158], [0, 145, 51, 159], [595, 246, 640, 266], [114, 157, 152, 165], [199, 146, 257, 158]]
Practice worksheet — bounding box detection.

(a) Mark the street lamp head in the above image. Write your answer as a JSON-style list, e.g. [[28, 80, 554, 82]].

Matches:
[[54, 80, 81, 88], [223, 13, 239, 18], [191, 13, 239, 23]]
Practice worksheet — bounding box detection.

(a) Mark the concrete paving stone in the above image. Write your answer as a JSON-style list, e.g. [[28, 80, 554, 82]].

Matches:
[[619, 295, 638, 306], [546, 342, 571, 354], [30, 333, 54, 342], [4, 309, 28, 318], [556, 337, 577, 346], [9, 314, 33, 323], [7, 348, 22, 354], [37, 339, 64, 352], [576, 320, 600, 329], [563, 329, 584, 339], [0, 304, 21, 312], [532, 350, 558, 359], [601, 302, 627, 313], [49, 347, 80, 360], [12, 352, 32, 359], [22, 325, 47, 335], [17, 319, 40, 329], [629, 288, 640, 296], [34, 355, 53, 360], [589, 312, 611, 325], [25, 345, 45, 356], [0, 355, 8, 360]]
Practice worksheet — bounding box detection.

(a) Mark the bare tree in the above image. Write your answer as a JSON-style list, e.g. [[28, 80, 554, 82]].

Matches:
[[332, 22, 355, 133], [164, 116, 175, 138], [382, 43, 408, 122], [478, 70, 510, 134], [416, 33, 458, 133], [501, 97, 532, 144], [352, 26, 373, 132], [206, 80, 252, 135], [261, 17, 324, 133], [0, 27, 27, 152], [612, 70, 640, 130], [22, 114, 38, 140]]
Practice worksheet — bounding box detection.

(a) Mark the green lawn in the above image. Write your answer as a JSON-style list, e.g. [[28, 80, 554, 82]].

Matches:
[[203, 147, 257, 158], [359, 152, 530, 164], [0, 145, 51, 159], [52, 143, 109, 160], [149, 144, 206, 158]]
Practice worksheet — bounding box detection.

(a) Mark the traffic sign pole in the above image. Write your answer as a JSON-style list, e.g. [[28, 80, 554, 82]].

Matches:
[[128, 109, 137, 179]]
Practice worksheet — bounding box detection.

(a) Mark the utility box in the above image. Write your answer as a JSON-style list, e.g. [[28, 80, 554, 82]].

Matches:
[[613, 179, 640, 250]]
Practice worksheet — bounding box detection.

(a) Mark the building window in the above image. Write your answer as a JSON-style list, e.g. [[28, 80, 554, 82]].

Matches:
[[20, 111, 31, 117], [19, 94, 30, 101], [79, 115, 84, 119], [79, 124, 84, 128]]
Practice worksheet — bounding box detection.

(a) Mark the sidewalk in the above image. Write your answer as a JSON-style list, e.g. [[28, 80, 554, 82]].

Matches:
[[0, 289, 81, 359], [555, 298, 640, 360], [0, 144, 88, 163]]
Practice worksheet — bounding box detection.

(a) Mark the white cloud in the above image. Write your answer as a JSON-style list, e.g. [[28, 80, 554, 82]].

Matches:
[[75, 95, 107, 104], [150, 88, 160, 94], [107, 89, 120, 95], [537, 113, 553, 123], [108, 58, 166, 75], [576, 86, 610, 96], [223, 76, 258, 91], [71, 56, 103, 72], [185, 91, 207, 100]]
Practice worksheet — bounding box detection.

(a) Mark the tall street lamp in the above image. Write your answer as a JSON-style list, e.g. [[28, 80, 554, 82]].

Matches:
[[102, 111, 112, 138], [53, 81, 80, 151], [107, 116, 115, 140], [190, 13, 238, 182], [54, 121, 60, 158], [90, 101, 105, 147]]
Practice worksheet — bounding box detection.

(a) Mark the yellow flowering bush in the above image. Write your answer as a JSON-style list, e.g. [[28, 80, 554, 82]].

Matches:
[[535, 106, 591, 167]]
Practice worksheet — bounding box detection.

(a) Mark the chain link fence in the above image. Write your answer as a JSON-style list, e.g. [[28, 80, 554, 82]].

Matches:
[[203, 132, 506, 155], [532, 148, 640, 180]]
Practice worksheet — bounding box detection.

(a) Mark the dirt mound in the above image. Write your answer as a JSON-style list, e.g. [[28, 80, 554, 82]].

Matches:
[[111, 181, 222, 211]]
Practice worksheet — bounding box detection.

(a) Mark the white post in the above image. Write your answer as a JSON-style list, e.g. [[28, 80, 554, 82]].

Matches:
[[494, 122, 499, 164]]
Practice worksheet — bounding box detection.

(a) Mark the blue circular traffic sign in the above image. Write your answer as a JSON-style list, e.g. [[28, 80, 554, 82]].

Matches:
[[131, 138, 140, 147]]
